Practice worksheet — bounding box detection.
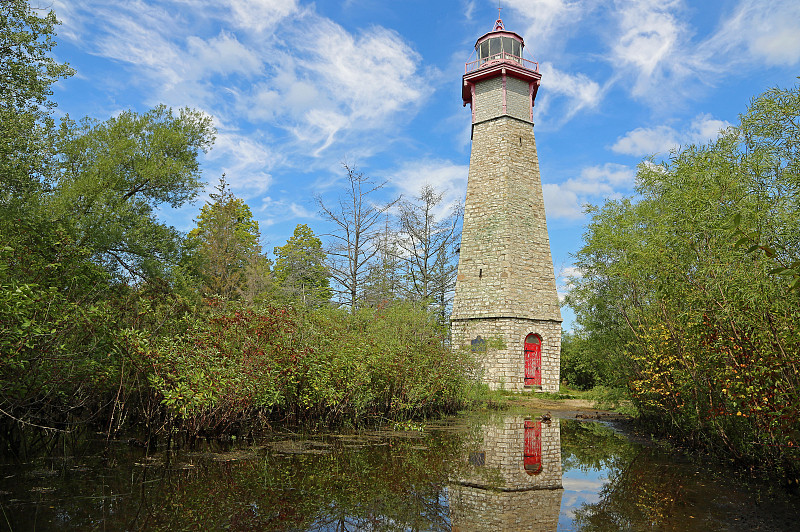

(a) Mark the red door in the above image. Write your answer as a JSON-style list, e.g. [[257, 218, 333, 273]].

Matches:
[[524, 419, 542, 475], [524, 333, 541, 385]]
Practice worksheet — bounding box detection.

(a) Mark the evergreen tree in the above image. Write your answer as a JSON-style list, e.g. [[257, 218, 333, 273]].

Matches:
[[273, 224, 331, 307], [189, 176, 264, 300]]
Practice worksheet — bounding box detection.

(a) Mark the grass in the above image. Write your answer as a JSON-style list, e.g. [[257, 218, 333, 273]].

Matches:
[[467, 383, 590, 410], [464, 383, 638, 417]]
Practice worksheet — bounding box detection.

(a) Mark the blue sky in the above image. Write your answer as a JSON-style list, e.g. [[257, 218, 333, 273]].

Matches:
[[49, 0, 800, 324]]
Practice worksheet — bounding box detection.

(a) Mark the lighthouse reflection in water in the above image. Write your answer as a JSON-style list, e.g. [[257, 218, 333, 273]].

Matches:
[[449, 415, 563, 531]]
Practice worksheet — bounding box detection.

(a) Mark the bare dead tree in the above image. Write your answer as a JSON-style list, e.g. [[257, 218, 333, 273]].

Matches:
[[317, 164, 399, 310], [397, 184, 462, 321], [361, 214, 403, 308]]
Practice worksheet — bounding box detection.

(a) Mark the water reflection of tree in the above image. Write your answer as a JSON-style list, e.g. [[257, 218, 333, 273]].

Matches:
[[560, 420, 636, 473], [561, 421, 684, 529], [561, 421, 689, 530], [560, 421, 669, 530], [134, 432, 469, 531], [571, 450, 689, 530]]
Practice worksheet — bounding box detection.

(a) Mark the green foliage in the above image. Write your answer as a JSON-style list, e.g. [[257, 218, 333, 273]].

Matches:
[[568, 82, 800, 476], [0, 0, 74, 202], [0, 213, 120, 432], [273, 224, 331, 307], [561, 330, 601, 390], [126, 302, 478, 434], [731, 81, 800, 292], [52, 105, 215, 280], [0, 4, 217, 436], [188, 176, 265, 300]]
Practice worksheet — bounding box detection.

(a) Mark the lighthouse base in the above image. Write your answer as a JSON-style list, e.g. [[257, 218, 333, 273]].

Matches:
[[452, 317, 561, 392]]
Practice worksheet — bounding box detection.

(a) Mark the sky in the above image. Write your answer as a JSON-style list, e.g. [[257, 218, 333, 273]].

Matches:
[[47, 0, 800, 326]]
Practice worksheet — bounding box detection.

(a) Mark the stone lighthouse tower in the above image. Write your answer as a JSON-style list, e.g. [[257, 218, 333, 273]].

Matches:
[[451, 15, 562, 392]]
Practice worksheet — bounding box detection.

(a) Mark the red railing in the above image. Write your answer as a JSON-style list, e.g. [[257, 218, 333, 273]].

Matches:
[[465, 53, 539, 74]]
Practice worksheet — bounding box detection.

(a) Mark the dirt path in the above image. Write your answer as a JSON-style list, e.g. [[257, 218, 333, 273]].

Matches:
[[502, 396, 631, 421]]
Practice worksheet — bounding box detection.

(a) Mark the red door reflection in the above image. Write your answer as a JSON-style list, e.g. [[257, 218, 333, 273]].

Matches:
[[524, 419, 542, 475]]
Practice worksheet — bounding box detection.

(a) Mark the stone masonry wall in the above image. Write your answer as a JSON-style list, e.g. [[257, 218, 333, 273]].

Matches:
[[452, 116, 561, 322], [474, 76, 503, 123], [451, 317, 561, 391], [449, 416, 563, 531], [473, 75, 532, 125], [506, 76, 531, 123], [452, 91, 562, 391], [449, 486, 562, 532]]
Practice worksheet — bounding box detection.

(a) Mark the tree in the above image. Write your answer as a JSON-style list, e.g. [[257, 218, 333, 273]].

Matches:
[[51, 105, 215, 280], [240, 253, 274, 306], [566, 82, 800, 475], [317, 164, 399, 310], [361, 215, 403, 307], [189, 176, 263, 300], [397, 185, 461, 322], [1, 0, 74, 204], [732, 81, 800, 291], [273, 224, 331, 307]]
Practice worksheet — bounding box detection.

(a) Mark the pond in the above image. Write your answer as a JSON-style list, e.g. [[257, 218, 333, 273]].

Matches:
[[1, 412, 798, 530]]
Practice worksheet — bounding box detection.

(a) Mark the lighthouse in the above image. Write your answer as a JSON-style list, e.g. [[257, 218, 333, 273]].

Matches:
[[451, 15, 562, 392]]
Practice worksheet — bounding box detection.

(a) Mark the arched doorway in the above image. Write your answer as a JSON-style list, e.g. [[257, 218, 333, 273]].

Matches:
[[524, 333, 542, 386], [524, 419, 542, 475]]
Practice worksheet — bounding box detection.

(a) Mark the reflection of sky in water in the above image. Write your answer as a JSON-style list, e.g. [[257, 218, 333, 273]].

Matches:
[[558, 465, 607, 531]]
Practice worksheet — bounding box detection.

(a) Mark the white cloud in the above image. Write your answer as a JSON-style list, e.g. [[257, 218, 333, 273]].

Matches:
[[543, 163, 635, 219], [505, 0, 588, 56], [563, 476, 606, 492], [612, 0, 685, 89], [709, 0, 800, 66], [605, 0, 800, 105], [611, 114, 732, 156], [688, 113, 733, 144], [209, 132, 279, 193], [295, 21, 425, 127], [254, 194, 319, 233], [536, 62, 602, 123], [389, 159, 469, 217], [55, 0, 432, 202], [186, 32, 262, 77], [556, 265, 583, 302], [224, 0, 299, 33], [611, 125, 679, 157], [543, 182, 581, 219], [464, 0, 477, 21]]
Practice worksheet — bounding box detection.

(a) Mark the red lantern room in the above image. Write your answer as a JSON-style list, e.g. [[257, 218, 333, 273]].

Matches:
[[462, 15, 541, 123]]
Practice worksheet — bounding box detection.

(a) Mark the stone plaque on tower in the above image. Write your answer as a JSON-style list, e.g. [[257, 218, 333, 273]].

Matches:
[[451, 16, 562, 392]]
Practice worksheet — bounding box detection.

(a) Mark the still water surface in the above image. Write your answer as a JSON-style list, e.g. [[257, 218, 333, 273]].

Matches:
[[1, 413, 798, 530]]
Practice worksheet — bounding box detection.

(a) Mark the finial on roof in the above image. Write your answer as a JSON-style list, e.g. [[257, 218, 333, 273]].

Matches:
[[494, 5, 504, 31]]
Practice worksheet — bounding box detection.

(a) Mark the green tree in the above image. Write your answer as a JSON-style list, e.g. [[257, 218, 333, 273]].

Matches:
[[51, 105, 215, 280], [567, 82, 800, 476], [189, 176, 264, 300], [1, 0, 74, 205], [273, 224, 331, 307], [732, 81, 800, 290]]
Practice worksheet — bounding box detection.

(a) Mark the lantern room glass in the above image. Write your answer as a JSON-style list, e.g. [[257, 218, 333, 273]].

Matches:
[[477, 35, 523, 65]]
